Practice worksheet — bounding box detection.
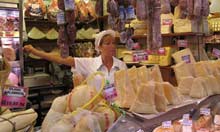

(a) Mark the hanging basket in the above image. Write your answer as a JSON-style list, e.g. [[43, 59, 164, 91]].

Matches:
[[0, 58, 11, 89]]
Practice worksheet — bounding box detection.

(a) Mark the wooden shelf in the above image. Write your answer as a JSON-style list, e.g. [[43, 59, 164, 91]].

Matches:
[[25, 18, 57, 27], [75, 39, 95, 43], [24, 39, 57, 44], [131, 32, 204, 39]]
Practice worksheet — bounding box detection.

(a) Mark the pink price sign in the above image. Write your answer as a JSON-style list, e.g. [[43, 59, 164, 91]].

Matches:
[[212, 48, 220, 58], [1, 86, 28, 108]]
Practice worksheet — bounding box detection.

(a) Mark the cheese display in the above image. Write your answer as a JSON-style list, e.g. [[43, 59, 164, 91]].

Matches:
[[172, 61, 192, 84], [162, 82, 182, 105], [154, 82, 168, 112], [114, 69, 127, 107], [178, 76, 194, 95], [204, 75, 220, 94], [194, 62, 210, 77], [189, 77, 208, 98], [149, 65, 163, 83], [28, 27, 45, 39], [129, 82, 158, 114], [172, 48, 196, 64], [137, 66, 151, 84], [46, 28, 58, 40]]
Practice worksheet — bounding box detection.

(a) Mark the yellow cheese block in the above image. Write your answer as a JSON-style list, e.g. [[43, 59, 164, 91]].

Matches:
[[159, 47, 172, 66], [172, 48, 196, 64], [161, 13, 174, 34], [174, 18, 198, 33]]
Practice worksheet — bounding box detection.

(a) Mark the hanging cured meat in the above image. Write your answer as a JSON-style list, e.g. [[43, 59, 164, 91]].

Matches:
[[201, 0, 210, 17], [187, 0, 194, 19], [147, 0, 162, 50], [107, 0, 119, 17], [58, 0, 65, 10], [179, 0, 187, 19], [193, 0, 202, 18], [161, 0, 171, 14], [170, 0, 179, 6], [24, 0, 46, 18], [136, 0, 148, 20]]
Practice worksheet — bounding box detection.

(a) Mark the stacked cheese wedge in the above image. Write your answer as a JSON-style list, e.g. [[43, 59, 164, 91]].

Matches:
[[173, 60, 220, 98], [114, 65, 182, 114]]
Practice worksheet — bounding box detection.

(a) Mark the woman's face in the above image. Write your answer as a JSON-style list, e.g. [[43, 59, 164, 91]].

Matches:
[[99, 35, 116, 57]]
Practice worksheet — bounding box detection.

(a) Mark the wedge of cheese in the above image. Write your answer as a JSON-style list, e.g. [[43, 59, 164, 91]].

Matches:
[[178, 76, 194, 95], [172, 61, 193, 85], [46, 28, 58, 40], [174, 18, 198, 33], [129, 82, 158, 114], [28, 27, 45, 39], [137, 66, 151, 84], [172, 48, 196, 64], [149, 65, 163, 82], [127, 66, 139, 93], [114, 69, 127, 107], [205, 75, 220, 94], [162, 82, 182, 105], [190, 77, 208, 98], [194, 62, 210, 77], [154, 82, 168, 112]]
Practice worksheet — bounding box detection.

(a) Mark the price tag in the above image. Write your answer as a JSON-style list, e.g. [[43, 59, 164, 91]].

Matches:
[[103, 84, 117, 101], [162, 19, 173, 26], [1, 86, 28, 108], [64, 0, 74, 11], [177, 40, 188, 48], [57, 10, 66, 25], [158, 47, 166, 55], [181, 55, 191, 63], [162, 121, 172, 128], [200, 108, 210, 116], [212, 48, 220, 58], [133, 51, 148, 62], [214, 115, 220, 125], [182, 114, 190, 120], [182, 119, 192, 126]]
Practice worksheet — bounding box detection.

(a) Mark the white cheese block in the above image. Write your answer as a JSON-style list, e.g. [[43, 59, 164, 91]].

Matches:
[[190, 77, 208, 98], [172, 48, 196, 64]]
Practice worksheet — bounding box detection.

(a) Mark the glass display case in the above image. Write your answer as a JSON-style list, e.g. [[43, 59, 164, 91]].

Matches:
[[0, 0, 23, 86]]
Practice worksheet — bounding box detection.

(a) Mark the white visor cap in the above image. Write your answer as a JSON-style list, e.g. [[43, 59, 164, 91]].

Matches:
[[95, 29, 116, 53]]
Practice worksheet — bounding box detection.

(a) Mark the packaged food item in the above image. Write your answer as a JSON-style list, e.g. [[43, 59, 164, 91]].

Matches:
[[24, 0, 46, 18], [47, 0, 59, 22]]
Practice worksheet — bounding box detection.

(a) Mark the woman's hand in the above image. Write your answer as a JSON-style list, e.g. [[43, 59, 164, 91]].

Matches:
[[23, 45, 35, 53]]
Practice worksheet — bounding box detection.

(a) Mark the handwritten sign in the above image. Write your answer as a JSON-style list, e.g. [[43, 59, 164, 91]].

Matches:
[[1, 86, 28, 108]]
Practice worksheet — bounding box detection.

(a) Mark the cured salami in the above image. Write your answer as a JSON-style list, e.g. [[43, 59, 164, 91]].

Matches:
[[161, 0, 171, 14]]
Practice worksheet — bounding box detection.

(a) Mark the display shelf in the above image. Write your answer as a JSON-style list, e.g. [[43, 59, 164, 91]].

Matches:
[[108, 95, 220, 132], [25, 18, 57, 27], [75, 38, 95, 43], [23, 38, 57, 44]]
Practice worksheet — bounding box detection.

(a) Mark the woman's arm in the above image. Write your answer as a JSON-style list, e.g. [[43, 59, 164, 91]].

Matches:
[[23, 45, 75, 67]]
